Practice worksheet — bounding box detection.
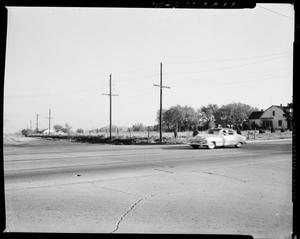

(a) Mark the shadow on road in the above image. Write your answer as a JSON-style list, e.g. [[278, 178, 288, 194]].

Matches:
[[161, 145, 244, 150], [161, 145, 200, 150]]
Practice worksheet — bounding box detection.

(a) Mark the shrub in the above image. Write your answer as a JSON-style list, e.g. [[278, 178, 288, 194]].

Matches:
[[21, 129, 33, 136], [132, 123, 145, 132], [271, 127, 275, 133], [76, 128, 84, 134], [259, 129, 265, 134], [280, 128, 285, 132]]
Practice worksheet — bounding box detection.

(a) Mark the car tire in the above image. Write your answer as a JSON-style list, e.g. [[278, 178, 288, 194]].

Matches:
[[191, 145, 199, 149], [207, 142, 216, 149], [235, 142, 242, 148]]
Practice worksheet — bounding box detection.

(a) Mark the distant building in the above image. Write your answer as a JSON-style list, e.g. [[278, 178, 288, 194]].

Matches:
[[248, 104, 293, 130]]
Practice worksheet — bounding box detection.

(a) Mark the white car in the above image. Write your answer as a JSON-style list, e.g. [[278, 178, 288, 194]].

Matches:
[[189, 128, 247, 149]]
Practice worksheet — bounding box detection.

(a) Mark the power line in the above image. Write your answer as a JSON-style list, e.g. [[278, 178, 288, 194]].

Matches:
[[176, 74, 290, 88], [166, 54, 291, 77], [180, 70, 290, 84], [257, 5, 294, 20], [112, 64, 157, 76], [104, 52, 291, 85], [113, 73, 157, 85], [166, 51, 292, 65]]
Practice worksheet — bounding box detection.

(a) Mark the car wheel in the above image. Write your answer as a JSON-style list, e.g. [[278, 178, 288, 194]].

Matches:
[[191, 145, 199, 149], [235, 142, 242, 148], [207, 142, 216, 149]]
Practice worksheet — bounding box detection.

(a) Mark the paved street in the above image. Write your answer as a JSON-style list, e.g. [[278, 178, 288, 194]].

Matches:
[[4, 139, 292, 238]]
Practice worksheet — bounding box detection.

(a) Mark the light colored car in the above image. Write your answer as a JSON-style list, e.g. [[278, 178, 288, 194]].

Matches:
[[189, 128, 247, 149]]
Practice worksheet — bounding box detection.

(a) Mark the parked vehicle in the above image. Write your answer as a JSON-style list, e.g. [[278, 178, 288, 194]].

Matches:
[[189, 128, 247, 149]]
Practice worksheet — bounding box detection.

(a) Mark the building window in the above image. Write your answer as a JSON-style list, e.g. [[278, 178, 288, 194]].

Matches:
[[278, 120, 282, 127], [263, 121, 273, 129], [273, 111, 275, 116]]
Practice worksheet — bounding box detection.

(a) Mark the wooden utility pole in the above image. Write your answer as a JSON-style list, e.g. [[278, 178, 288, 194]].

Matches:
[[47, 109, 54, 135], [36, 114, 39, 132], [153, 62, 170, 143], [102, 73, 118, 139]]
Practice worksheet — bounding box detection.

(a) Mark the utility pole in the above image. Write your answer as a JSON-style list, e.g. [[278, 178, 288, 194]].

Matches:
[[153, 62, 171, 143], [36, 114, 39, 132], [47, 109, 54, 135], [102, 73, 118, 139]]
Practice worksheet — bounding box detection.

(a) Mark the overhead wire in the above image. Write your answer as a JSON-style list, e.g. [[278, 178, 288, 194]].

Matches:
[[173, 69, 290, 84], [5, 51, 292, 99], [107, 52, 292, 86], [173, 74, 290, 88], [166, 50, 292, 65], [165, 54, 291, 76], [257, 5, 294, 21]]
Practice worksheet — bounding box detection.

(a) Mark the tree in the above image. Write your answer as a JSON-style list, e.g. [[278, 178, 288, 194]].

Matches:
[[76, 128, 84, 134], [159, 105, 200, 131], [156, 109, 169, 131], [159, 105, 184, 131], [158, 102, 258, 132], [53, 124, 64, 132], [53, 123, 73, 134], [214, 105, 231, 127], [63, 123, 72, 134], [199, 104, 219, 129], [132, 123, 145, 132], [182, 106, 199, 131], [21, 129, 33, 136], [215, 103, 258, 128]]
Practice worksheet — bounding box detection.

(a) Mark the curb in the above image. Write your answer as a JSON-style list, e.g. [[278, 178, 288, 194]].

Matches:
[[246, 138, 292, 143]]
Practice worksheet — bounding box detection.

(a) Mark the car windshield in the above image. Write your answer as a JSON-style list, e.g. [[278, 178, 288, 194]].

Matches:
[[208, 129, 221, 135]]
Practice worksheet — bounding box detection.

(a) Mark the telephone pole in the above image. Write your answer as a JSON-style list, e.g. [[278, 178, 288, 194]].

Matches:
[[47, 109, 54, 135], [102, 73, 118, 139], [36, 114, 39, 132], [153, 62, 171, 143]]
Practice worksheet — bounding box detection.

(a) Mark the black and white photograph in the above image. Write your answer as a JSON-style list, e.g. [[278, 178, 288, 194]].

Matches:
[[3, 2, 294, 238]]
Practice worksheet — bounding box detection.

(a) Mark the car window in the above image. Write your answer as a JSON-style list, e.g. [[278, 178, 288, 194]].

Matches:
[[221, 130, 228, 135], [228, 130, 235, 135], [208, 129, 220, 134]]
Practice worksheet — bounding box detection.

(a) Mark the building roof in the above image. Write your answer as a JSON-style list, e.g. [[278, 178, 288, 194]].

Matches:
[[248, 111, 264, 120], [264, 104, 292, 115]]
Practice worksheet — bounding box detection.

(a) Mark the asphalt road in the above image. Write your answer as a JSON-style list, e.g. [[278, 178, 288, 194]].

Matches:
[[4, 139, 292, 238]]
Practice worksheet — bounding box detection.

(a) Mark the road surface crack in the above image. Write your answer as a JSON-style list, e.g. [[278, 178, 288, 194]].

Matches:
[[195, 170, 246, 183], [111, 198, 143, 233], [154, 168, 173, 174], [101, 186, 140, 196]]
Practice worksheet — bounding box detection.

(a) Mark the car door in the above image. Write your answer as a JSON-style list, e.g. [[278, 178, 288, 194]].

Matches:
[[219, 129, 228, 146], [220, 129, 235, 146], [226, 129, 237, 145]]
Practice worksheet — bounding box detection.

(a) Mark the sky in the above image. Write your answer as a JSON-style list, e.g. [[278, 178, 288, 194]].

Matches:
[[3, 4, 294, 133]]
